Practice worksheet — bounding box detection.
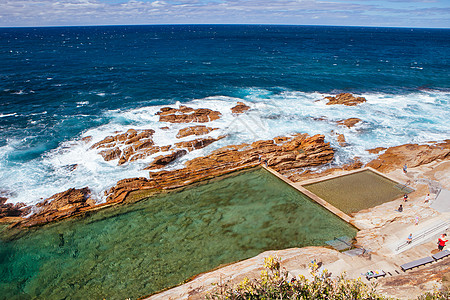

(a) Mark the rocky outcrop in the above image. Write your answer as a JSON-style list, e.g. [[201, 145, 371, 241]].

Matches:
[[91, 129, 156, 165], [231, 102, 250, 114], [366, 140, 450, 173], [176, 125, 218, 138], [20, 187, 94, 227], [105, 133, 334, 204], [325, 93, 366, 106], [336, 118, 362, 128], [157, 106, 221, 123]]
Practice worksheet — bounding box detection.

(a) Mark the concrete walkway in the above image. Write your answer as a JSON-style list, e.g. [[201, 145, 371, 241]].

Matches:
[[431, 189, 450, 212]]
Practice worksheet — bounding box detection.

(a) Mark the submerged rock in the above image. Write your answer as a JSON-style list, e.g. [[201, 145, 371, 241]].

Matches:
[[325, 93, 367, 106]]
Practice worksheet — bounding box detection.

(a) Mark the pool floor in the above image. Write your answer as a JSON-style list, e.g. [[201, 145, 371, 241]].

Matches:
[[303, 169, 408, 214], [0, 168, 356, 300]]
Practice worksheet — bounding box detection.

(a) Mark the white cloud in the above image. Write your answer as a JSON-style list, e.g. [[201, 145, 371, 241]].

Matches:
[[0, 0, 448, 27]]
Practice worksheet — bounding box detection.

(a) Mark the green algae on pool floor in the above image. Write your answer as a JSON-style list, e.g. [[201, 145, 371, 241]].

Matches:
[[303, 169, 408, 214], [0, 168, 357, 300]]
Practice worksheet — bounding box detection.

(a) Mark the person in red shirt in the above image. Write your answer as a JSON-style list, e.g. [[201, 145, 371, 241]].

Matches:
[[438, 234, 448, 251]]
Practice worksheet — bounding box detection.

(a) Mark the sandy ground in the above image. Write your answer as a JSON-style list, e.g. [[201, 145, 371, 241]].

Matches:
[[147, 159, 450, 300]]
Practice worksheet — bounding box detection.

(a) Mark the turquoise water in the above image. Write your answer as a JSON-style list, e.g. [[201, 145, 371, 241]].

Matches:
[[0, 168, 357, 299]]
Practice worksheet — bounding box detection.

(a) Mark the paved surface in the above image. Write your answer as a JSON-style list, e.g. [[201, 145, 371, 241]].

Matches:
[[431, 189, 450, 212]]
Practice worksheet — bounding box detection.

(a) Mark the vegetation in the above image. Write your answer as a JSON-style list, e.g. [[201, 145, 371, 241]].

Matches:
[[207, 256, 449, 300], [207, 255, 387, 299]]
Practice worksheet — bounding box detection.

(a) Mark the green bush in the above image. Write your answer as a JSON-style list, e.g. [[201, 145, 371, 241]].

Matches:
[[206, 255, 387, 300]]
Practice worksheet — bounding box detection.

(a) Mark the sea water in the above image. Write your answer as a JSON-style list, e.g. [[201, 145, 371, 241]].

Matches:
[[0, 25, 449, 205], [0, 168, 357, 299]]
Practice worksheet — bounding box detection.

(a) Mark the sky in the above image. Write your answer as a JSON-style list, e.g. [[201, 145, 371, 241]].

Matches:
[[0, 0, 449, 28]]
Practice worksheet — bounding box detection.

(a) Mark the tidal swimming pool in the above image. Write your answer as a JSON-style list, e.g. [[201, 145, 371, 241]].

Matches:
[[0, 168, 357, 300], [303, 169, 409, 214]]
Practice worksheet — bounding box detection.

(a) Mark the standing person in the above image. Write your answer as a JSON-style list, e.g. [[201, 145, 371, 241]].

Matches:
[[438, 234, 448, 251], [403, 194, 408, 202], [403, 164, 407, 174], [424, 194, 430, 203], [398, 204, 403, 212]]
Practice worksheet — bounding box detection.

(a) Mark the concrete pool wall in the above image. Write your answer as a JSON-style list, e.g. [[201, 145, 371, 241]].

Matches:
[[263, 166, 413, 230]]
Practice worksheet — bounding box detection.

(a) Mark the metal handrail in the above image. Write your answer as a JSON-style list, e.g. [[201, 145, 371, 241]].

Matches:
[[396, 221, 449, 251]]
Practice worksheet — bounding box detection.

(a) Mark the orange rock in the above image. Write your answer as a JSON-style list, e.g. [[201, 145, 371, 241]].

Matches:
[[175, 136, 225, 152], [176, 125, 218, 138], [20, 187, 92, 227], [325, 93, 367, 106], [231, 102, 251, 114], [99, 147, 122, 161], [367, 147, 387, 154], [91, 129, 156, 164], [336, 118, 362, 128], [366, 140, 450, 172], [145, 150, 188, 170], [157, 106, 221, 123], [337, 134, 347, 147]]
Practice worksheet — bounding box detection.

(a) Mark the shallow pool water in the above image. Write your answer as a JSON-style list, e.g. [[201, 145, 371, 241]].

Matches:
[[303, 169, 407, 214], [0, 168, 357, 300]]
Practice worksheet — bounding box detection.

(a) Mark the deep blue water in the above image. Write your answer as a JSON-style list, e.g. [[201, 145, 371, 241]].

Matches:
[[0, 25, 449, 204]]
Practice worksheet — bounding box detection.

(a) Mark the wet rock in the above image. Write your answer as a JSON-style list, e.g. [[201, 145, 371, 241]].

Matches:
[[367, 147, 387, 154], [176, 125, 218, 138], [100, 147, 122, 161], [231, 102, 251, 114], [20, 187, 92, 227], [174, 136, 226, 152], [91, 129, 156, 165], [336, 118, 362, 128], [145, 149, 188, 170], [157, 106, 221, 123], [325, 93, 367, 106], [337, 134, 347, 147], [0, 197, 27, 218]]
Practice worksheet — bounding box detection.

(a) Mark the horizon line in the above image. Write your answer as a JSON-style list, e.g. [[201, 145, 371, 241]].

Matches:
[[1, 23, 449, 30]]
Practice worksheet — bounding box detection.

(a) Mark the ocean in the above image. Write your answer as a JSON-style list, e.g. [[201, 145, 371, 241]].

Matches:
[[1, 25, 449, 205]]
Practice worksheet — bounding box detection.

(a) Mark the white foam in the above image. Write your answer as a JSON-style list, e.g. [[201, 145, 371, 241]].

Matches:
[[0, 113, 17, 118], [1, 89, 449, 205]]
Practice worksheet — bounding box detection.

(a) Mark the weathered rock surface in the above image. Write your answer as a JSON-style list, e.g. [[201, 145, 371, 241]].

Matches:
[[325, 93, 367, 106], [174, 136, 225, 152], [337, 134, 347, 147], [231, 102, 250, 114], [366, 140, 450, 173], [336, 117, 362, 128], [176, 125, 218, 138], [91, 129, 156, 165], [157, 106, 221, 123], [105, 133, 334, 204], [20, 187, 94, 227], [0, 197, 28, 218], [145, 149, 188, 170]]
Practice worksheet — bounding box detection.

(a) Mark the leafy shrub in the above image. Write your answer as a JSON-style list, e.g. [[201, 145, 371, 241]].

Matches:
[[206, 255, 387, 299]]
